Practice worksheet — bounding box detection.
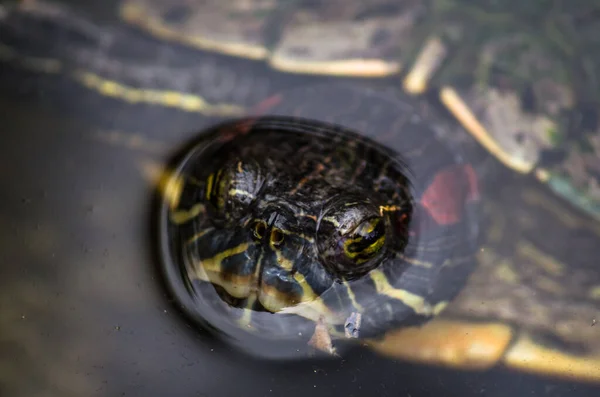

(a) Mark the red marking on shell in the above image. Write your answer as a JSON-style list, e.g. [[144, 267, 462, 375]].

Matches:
[[218, 94, 284, 143], [252, 94, 283, 115], [463, 164, 480, 201], [421, 164, 479, 225], [218, 119, 257, 143]]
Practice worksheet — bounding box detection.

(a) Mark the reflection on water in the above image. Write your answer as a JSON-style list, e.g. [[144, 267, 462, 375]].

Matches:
[[1, 0, 600, 396]]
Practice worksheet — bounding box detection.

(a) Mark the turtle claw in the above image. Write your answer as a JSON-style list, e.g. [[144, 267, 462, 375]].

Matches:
[[344, 312, 362, 339], [307, 312, 364, 357], [308, 316, 338, 357]]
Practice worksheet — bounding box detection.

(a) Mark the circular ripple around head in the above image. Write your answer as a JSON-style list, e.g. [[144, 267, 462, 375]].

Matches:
[[156, 83, 481, 359]]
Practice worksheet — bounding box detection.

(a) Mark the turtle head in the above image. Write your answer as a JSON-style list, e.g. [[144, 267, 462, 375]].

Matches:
[[182, 125, 411, 315]]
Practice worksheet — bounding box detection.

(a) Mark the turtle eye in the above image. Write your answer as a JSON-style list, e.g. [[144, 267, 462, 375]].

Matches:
[[317, 200, 388, 280], [342, 217, 386, 264], [205, 160, 263, 219]]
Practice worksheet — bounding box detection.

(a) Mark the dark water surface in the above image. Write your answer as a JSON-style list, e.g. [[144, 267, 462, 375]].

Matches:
[[1, 1, 600, 396]]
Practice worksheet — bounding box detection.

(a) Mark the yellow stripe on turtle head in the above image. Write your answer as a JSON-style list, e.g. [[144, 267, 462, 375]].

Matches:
[[276, 273, 341, 326], [342, 281, 364, 313], [228, 188, 256, 201], [196, 242, 253, 299], [370, 270, 447, 316], [205, 172, 215, 200], [171, 203, 205, 224]]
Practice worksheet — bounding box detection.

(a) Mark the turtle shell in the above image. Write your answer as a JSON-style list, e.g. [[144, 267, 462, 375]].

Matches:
[[117, 0, 600, 221], [158, 84, 480, 355]]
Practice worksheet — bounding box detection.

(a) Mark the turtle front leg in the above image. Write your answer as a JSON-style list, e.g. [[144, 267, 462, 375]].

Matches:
[[308, 312, 364, 356]]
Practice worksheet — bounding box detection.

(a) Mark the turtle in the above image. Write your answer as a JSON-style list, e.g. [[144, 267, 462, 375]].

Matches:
[[1, 0, 600, 384], [155, 87, 482, 359]]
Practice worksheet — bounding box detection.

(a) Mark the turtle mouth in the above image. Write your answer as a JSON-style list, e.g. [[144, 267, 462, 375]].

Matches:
[[210, 282, 301, 314], [183, 191, 340, 313]]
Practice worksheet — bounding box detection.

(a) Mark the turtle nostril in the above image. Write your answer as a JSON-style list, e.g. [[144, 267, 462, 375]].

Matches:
[[270, 229, 285, 246], [254, 220, 267, 239]]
